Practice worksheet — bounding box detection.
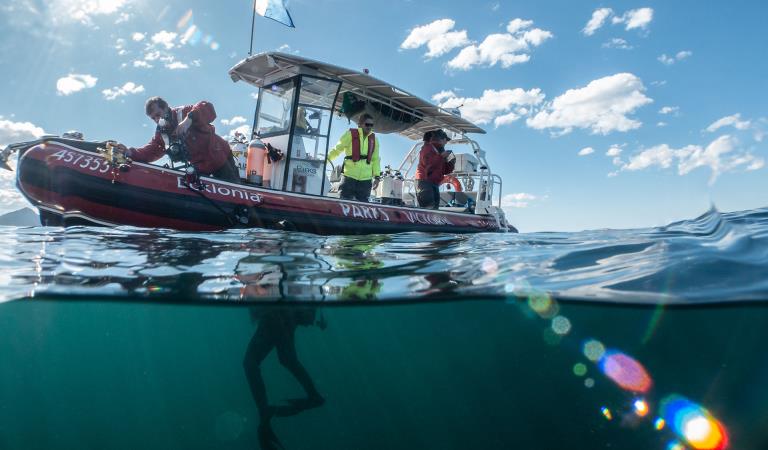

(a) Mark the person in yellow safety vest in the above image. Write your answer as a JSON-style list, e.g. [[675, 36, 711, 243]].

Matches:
[[327, 113, 381, 202]]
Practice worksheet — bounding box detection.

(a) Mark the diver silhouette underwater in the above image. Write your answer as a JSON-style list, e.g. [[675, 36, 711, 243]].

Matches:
[[243, 307, 326, 450]]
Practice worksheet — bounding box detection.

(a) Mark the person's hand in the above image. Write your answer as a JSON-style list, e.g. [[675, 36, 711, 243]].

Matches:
[[175, 117, 192, 136], [441, 150, 453, 159], [112, 142, 129, 156], [372, 175, 381, 191]]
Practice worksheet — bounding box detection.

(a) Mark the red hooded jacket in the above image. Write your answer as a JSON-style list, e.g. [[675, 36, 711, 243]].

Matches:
[[414, 143, 455, 184], [129, 101, 230, 175]]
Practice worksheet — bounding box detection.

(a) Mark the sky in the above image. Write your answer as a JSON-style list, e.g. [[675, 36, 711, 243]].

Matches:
[[0, 0, 766, 232]]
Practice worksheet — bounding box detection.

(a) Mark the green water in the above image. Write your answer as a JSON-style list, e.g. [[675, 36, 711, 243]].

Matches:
[[1, 299, 766, 449]]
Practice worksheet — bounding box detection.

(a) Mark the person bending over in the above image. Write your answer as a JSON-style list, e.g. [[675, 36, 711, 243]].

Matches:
[[115, 96, 239, 182]]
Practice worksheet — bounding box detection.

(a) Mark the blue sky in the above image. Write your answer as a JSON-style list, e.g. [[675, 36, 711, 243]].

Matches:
[[0, 0, 766, 232]]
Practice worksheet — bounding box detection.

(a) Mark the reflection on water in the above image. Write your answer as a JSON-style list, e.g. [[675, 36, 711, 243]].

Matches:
[[2, 207, 768, 304]]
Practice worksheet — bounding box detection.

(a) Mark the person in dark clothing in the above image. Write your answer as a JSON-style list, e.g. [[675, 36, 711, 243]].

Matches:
[[115, 96, 240, 182], [415, 129, 455, 209], [244, 307, 326, 450]]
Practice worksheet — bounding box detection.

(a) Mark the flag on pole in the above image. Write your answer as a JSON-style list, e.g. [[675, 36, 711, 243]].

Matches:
[[255, 0, 295, 28]]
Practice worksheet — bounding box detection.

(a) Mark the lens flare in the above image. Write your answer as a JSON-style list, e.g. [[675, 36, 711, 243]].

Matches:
[[655, 418, 666, 430], [551, 315, 572, 335], [573, 363, 587, 377], [528, 292, 559, 318], [177, 9, 193, 29], [660, 395, 729, 450], [666, 441, 686, 450], [583, 339, 606, 362], [633, 398, 649, 417], [598, 351, 652, 393], [584, 378, 595, 388], [601, 407, 613, 420]]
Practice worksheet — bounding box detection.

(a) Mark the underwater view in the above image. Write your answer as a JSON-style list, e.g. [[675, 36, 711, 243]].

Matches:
[[1, 207, 766, 449]]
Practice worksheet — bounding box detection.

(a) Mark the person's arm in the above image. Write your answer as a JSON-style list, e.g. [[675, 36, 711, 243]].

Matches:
[[327, 130, 351, 161], [444, 153, 455, 175], [176, 102, 216, 135], [127, 132, 166, 162], [371, 136, 381, 177]]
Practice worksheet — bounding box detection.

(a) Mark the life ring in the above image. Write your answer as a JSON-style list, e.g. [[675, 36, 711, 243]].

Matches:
[[440, 175, 462, 192]]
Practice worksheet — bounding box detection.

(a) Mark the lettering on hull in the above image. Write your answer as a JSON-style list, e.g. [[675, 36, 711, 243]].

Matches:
[[339, 203, 391, 221], [177, 177, 262, 203], [402, 211, 453, 226]]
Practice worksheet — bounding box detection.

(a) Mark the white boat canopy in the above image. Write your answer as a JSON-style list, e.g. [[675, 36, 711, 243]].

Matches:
[[229, 52, 486, 140]]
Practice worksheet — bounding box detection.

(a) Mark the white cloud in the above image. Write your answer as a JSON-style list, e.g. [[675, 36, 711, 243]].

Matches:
[[578, 147, 595, 156], [493, 112, 523, 128], [606, 146, 623, 156], [706, 114, 751, 132], [583, 8, 613, 36], [658, 50, 692, 65], [434, 88, 545, 125], [225, 124, 252, 141], [165, 61, 189, 70], [0, 118, 46, 213], [612, 8, 654, 31], [447, 18, 552, 70], [432, 90, 457, 104], [101, 82, 144, 100], [151, 30, 177, 49], [48, 0, 129, 25], [507, 18, 533, 34], [131, 32, 145, 41], [747, 159, 765, 171], [221, 116, 247, 126], [133, 60, 152, 68], [0, 118, 46, 145], [400, 19, 470, 59], [526, 73, 652, 135], [659, 106, 679, 115], [602, 38, 632, 50], [658, 54, 675, 65], [56, 74, 97, 96], [619, 135, 764, 184], [501, 192, 540, 208], [657, 121, 667, 127]]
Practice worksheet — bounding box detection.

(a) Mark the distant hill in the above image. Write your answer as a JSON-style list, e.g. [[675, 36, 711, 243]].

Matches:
[[0, 208, 39, 226]]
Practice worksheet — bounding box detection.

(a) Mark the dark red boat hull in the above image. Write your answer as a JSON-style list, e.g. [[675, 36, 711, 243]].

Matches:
[[16, 139, 512, 234]]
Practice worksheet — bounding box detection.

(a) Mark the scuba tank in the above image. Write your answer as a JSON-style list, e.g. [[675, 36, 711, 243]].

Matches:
[[229, 132, 248, 180], [246, 137, 267, 185]]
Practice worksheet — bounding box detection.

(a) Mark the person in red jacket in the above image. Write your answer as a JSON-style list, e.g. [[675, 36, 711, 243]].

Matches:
[[115, 96, 240, 182], [415, 129, 455, 209]]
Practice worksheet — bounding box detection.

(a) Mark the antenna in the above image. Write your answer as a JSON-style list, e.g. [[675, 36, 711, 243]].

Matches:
[[249, 0, 257, 55]]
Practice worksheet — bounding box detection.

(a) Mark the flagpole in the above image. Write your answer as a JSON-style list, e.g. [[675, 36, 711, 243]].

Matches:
[[249, 0, 257, 55]]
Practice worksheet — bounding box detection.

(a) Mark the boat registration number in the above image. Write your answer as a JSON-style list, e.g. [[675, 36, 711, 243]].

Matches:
[[50, 149, 111, 173]]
